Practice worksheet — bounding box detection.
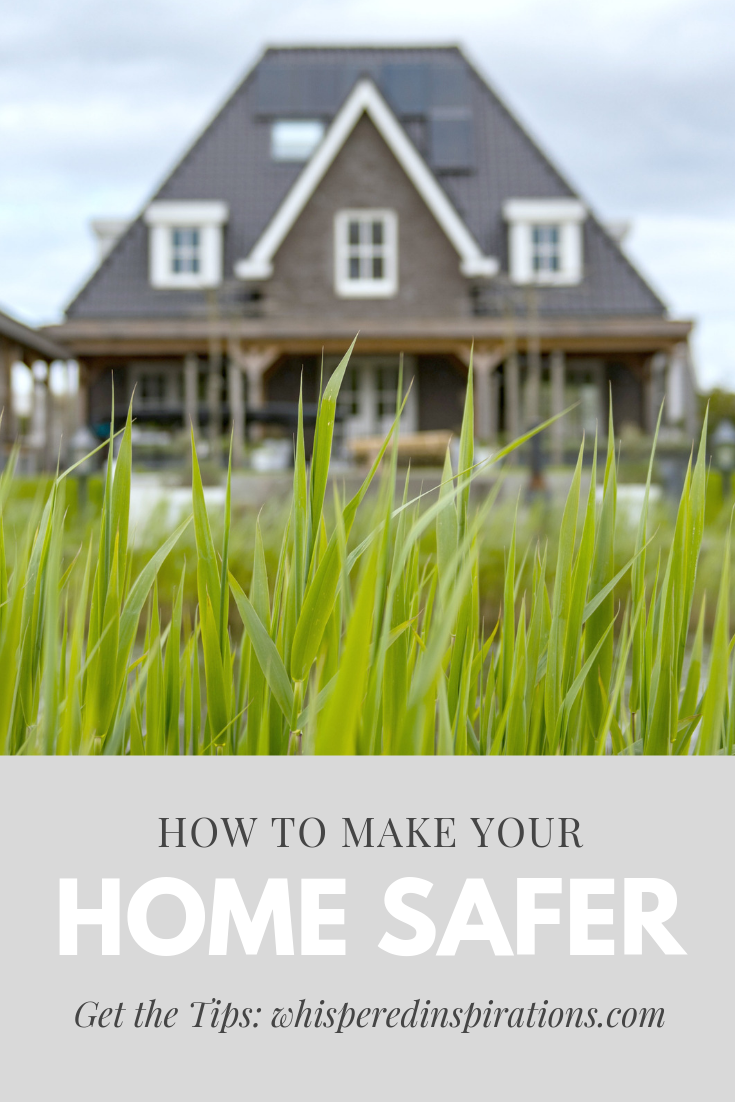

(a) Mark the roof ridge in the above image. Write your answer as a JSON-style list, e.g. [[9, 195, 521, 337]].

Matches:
[[262, 44, 464, 52]]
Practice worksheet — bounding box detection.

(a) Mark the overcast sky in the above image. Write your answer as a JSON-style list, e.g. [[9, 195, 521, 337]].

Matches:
[[1, 0, 732, 388]]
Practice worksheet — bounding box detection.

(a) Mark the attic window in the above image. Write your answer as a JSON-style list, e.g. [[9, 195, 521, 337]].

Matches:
[[271, 120, 324, 162], [334, 210, 398, 298]]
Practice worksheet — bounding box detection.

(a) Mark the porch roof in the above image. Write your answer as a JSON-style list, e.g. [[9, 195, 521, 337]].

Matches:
[[1, 306, 69, 362], [45, 313, 693, 359]]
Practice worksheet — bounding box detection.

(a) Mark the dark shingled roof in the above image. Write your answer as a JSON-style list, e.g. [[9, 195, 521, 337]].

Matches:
[[66, 45, 666, 320]]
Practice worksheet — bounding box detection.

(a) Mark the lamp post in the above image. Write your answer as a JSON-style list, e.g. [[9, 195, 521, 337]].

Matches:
[[712, 419, 735, 499]]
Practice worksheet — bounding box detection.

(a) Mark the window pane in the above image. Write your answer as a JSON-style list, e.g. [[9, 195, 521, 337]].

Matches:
[[372, 256, 384, 279], [371, 221, 383, 246], [271, 119, 325, 162], [530, 223, 561, 276], [348, 221, 360, 246], [171, 227, 200, 273], [140, 373, 165, 402], [338, 365, 361, 416], [349, 256, 360, 280], [376, 367, 398, 391], [377, 364, 398, 417]]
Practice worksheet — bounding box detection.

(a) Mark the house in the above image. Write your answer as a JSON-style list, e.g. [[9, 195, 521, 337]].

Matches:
[[45, 45, 697, 463]]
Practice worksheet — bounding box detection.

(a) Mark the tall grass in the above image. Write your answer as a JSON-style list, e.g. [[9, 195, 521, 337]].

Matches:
[[0, 343, 731, 755]]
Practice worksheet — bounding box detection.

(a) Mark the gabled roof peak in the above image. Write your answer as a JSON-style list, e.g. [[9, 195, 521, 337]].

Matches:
[[235, 77, 498, 281]]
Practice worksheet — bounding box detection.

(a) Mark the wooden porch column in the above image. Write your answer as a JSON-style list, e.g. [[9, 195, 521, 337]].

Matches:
[[228, 342, 278, 442], [245, 348, 278, 408], [489, 366, 499, 444], [505, 349, 521, 445], [525, 332, 541, 426], [642, 354, 659, 435], [207, 338, 222, 452], [666, 342, 698, 438], [472, 348, 503, 443], [680, 344, 699, 440], [550, 349, 566, 465], [30, 362, 49, 470], [76, 362, 89, 432], [227, 360, 245, 466], [0, 343, 10, 446], [0, 342, 20, 445], [183, 353, 199, 438], [244, 359, 264, 409]]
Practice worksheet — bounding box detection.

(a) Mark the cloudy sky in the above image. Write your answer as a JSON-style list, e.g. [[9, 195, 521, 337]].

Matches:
[[1, 0, 732, 388]]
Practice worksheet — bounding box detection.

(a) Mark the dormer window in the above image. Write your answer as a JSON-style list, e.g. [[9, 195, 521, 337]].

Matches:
[[334, 209, 398, 298], [271, 120, 325, 162], [144, 201, 228, 289], [503, 199, 586, 286]]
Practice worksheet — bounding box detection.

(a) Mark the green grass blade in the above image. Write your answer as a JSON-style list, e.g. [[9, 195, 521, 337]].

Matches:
[[229, 573, 294, 722]]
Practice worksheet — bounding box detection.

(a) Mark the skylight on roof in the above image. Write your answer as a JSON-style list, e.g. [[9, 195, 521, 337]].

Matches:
[[271, 119, 325, 162]]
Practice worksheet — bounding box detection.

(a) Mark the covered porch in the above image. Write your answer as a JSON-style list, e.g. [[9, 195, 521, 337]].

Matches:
[[47, 313, 697, 469]]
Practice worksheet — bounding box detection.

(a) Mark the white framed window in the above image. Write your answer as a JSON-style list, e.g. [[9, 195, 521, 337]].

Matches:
[[144, 201, 228, 289], [271, 119, 325, 162], [334, 209, 398, 298], [503, 199, 585, 285]]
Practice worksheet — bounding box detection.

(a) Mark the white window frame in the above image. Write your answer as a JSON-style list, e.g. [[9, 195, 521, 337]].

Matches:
[[144, 201, 229, 289], [334, 209, 398, 299], [503, 199, 585, 286]]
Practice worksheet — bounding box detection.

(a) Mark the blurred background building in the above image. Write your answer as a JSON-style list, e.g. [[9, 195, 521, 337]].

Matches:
[[33, 45, 696, 470]]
